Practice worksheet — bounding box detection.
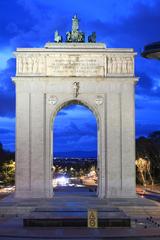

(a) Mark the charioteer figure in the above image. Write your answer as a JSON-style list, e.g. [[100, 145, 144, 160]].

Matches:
[[66, 15, 85, 43]]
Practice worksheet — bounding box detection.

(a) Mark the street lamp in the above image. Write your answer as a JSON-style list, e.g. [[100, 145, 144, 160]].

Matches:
[[141, 41, 160, 60]]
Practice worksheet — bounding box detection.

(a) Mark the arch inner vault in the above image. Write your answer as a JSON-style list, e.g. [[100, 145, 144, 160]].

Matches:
[[13, 42, 138, 199]]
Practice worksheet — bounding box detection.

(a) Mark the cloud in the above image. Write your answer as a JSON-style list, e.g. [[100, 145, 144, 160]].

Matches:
[[0, 128, 14, 134], [136, 123, 160, 137], [0, 58, 15, 117], [53, 105, 97, 153], [88, 1, 160, 48], [0, 0, 70, 50], [0, 0, 35, 48], [0, 91, 15, 117], [54, 121, 97, 139], [56, 111, 67, 116], [136, 72, 154, 98], [0, 117, 15, 152], [136, 71, 160, 99], [0, 58, 15, 89], [1, 0, 160, 51]]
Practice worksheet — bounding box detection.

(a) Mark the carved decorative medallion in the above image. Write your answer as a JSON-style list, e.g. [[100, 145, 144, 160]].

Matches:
[[48, 96, 58, 105], [95, 96, 103, 105]]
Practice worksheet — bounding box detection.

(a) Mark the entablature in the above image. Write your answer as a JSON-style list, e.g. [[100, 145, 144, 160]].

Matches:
[[14, 43, 136, 78]]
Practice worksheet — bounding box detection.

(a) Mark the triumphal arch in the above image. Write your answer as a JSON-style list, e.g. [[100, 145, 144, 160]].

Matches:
[[12, 16, 138, 199]]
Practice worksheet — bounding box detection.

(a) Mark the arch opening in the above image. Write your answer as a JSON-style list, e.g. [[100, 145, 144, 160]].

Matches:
[[51, 101, 99, 197]]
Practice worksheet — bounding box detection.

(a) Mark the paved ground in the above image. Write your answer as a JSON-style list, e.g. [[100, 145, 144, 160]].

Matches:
[[0, 187, 160, 239], [0, 217, 160, 239], [0, 192, 10, 200]]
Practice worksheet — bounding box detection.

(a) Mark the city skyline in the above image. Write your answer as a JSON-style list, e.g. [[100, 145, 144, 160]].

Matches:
[[0, 0, 160, 154]]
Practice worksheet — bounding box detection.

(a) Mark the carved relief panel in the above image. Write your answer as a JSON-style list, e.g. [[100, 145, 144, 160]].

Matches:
[[16, 54, 46, 75], [107, 56, 134, 75]]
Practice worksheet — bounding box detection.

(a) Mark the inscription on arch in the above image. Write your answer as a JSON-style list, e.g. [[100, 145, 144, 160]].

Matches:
[[15, 52, 134, 77]]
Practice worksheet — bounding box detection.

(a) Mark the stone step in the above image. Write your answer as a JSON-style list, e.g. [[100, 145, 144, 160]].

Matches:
[[121, 207, 160, 217], [34, 207, 121, 212], [23, 209, 130, 227]]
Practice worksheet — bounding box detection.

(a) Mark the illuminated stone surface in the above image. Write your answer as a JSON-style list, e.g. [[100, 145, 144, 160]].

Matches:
[[12, 42, 138, 199]]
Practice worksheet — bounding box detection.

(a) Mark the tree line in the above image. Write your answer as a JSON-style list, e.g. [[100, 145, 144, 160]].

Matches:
[[136, 131, 160, 183], [0, 143, 15, 186], [0, 130, 160, 186]]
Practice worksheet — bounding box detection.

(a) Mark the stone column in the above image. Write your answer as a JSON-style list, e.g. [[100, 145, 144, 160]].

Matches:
[[15, 88, 49, 198], [121, 83, 136, 197], [106, 91, 122, 198], [29, 93, 47, 198], [105, 82, 136, 198], [15, 91, 30, 198]]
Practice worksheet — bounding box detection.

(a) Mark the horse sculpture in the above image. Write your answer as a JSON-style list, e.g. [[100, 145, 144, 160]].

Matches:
[[54, 31, 63, 43], [88, 32, 96, 43]]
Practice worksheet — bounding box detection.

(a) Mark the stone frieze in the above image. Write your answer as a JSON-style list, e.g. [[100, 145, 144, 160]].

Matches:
[[16, 53, 134, 77]]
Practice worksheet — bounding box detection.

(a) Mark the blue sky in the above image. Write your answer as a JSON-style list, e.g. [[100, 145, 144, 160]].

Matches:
[[0, 0, 160, 156]]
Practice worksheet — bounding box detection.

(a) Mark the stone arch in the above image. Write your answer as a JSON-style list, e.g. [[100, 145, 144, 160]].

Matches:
[[13, 43, 137, 199], [50, 98, 100, 196], [50, 99, 100, 129]]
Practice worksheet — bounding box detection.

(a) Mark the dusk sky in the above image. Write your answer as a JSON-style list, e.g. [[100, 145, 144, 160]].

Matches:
[[0, 0, 160, 156]]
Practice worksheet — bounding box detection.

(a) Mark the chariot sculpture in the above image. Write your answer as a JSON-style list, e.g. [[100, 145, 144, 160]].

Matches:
[[54, 15, 96, 43]]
